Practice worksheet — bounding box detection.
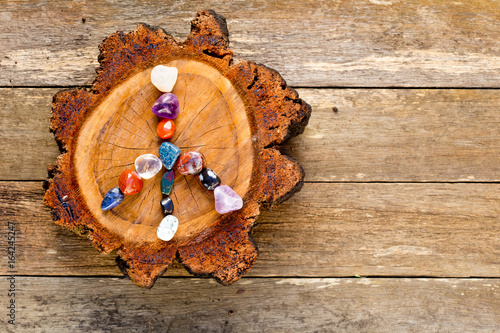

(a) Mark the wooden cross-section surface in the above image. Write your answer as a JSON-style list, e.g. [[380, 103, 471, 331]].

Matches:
[[1, 1, 499, 332]]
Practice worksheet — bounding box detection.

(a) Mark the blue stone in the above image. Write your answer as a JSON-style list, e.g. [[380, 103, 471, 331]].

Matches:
[[161, 196, 174, 215], [161, 170, 175, 195], [159, 142, 181, 170], [199, 168, 221, 191], [101, 187, 124, 211]]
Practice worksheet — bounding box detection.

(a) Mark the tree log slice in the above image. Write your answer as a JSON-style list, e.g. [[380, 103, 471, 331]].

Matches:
[[43, 9, 311, 288]]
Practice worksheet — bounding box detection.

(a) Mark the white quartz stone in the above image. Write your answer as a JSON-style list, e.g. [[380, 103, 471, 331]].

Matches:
[[157, 215, 179, 241], [151, 65, 178, 92], [134, 154, 162, 179]]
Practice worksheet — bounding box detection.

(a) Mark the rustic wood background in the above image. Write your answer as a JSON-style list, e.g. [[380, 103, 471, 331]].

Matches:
[[1, 0, 499, 331]]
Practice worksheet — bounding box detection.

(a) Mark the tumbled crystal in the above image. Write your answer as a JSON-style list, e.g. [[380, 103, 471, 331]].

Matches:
[[134, 154, 162, 179], [118, 169, 143, 195], [157, 118, 175, 139], [199, 168, 221, 191], [161, 170, 175, 195], [160, 196, 174, 215], [151, 65, 178, 92], [101, 187, 124, 211], [176, 151, 206, 175], [159, 142, 181, 170], [152, 93, 179, 119], [214, 185, 243, 214], [157, 215, 179, 241]]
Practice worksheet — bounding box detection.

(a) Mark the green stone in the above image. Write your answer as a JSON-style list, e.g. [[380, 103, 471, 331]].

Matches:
[[161, 170, 175, 195]]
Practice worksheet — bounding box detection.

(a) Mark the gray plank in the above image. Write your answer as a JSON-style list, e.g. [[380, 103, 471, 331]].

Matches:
[[2, 88, 500, 182], [1, 277, 498, 332], [2, 182, 499, 277], [1, 0, 499, 87]]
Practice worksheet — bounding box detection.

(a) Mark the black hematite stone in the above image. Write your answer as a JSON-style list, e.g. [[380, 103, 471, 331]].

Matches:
[[161, 196, 174, 215], [199, 168, 221, 191]]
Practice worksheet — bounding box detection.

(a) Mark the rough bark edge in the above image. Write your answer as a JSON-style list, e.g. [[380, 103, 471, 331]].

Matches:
[[178, 201, 260, 285], [116, 246, 178, 287], [226, 61, 312, 148], [43, 9, 311, 288], [184, 9, 233, 65], [92, 22, 182, 95]]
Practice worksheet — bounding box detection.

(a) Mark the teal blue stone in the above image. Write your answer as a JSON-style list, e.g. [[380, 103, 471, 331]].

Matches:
[[161, 170, 175, 195], [159, 142, 181, 170]]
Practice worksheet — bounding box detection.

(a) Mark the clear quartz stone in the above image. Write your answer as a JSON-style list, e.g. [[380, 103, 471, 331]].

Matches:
[[214, 185, 243, 214], [134, 154, 162, 179], [157, 215, 179, 241]]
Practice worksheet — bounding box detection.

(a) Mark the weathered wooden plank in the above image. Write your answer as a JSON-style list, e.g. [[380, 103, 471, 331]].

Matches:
[[286, 88, 500, 182], [1, 277, 498, 332], [2, 88, 500, 182], [2, 182, 499, 277], [1, 0, 499, 87], [0, 89, 60, 180], [256, 182, 500, 277]]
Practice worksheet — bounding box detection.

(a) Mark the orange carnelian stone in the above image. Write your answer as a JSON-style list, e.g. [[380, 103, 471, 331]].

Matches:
[[118, 169, 143, 195], [157, 119, 176, 139]]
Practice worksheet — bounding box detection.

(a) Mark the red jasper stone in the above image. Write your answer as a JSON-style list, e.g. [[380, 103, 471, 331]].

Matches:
[[176, 151, 206, 175], [157, 119, 176, 139], [118, 169, 143, 195]]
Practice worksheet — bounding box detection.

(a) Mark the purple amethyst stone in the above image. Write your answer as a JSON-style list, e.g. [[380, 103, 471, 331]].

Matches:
[[214, 185, 243, 214], [152, 93, 180, 119]]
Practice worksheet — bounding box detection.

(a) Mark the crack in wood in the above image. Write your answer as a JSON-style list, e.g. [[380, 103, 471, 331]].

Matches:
[[98, 140, 151, 151]]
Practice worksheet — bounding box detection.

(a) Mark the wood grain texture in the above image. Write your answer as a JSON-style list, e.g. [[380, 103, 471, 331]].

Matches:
[[2, 88, 500, 182], [1, 277, 499, 332], [1, 0, 499, 87], [1, 2, 500, 329], [43, 11, 310, 287], [286, 88, 500, 182], [3, 182, 499, 277], [73, 61, 255, 246], [0, 88, 60, 180]]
